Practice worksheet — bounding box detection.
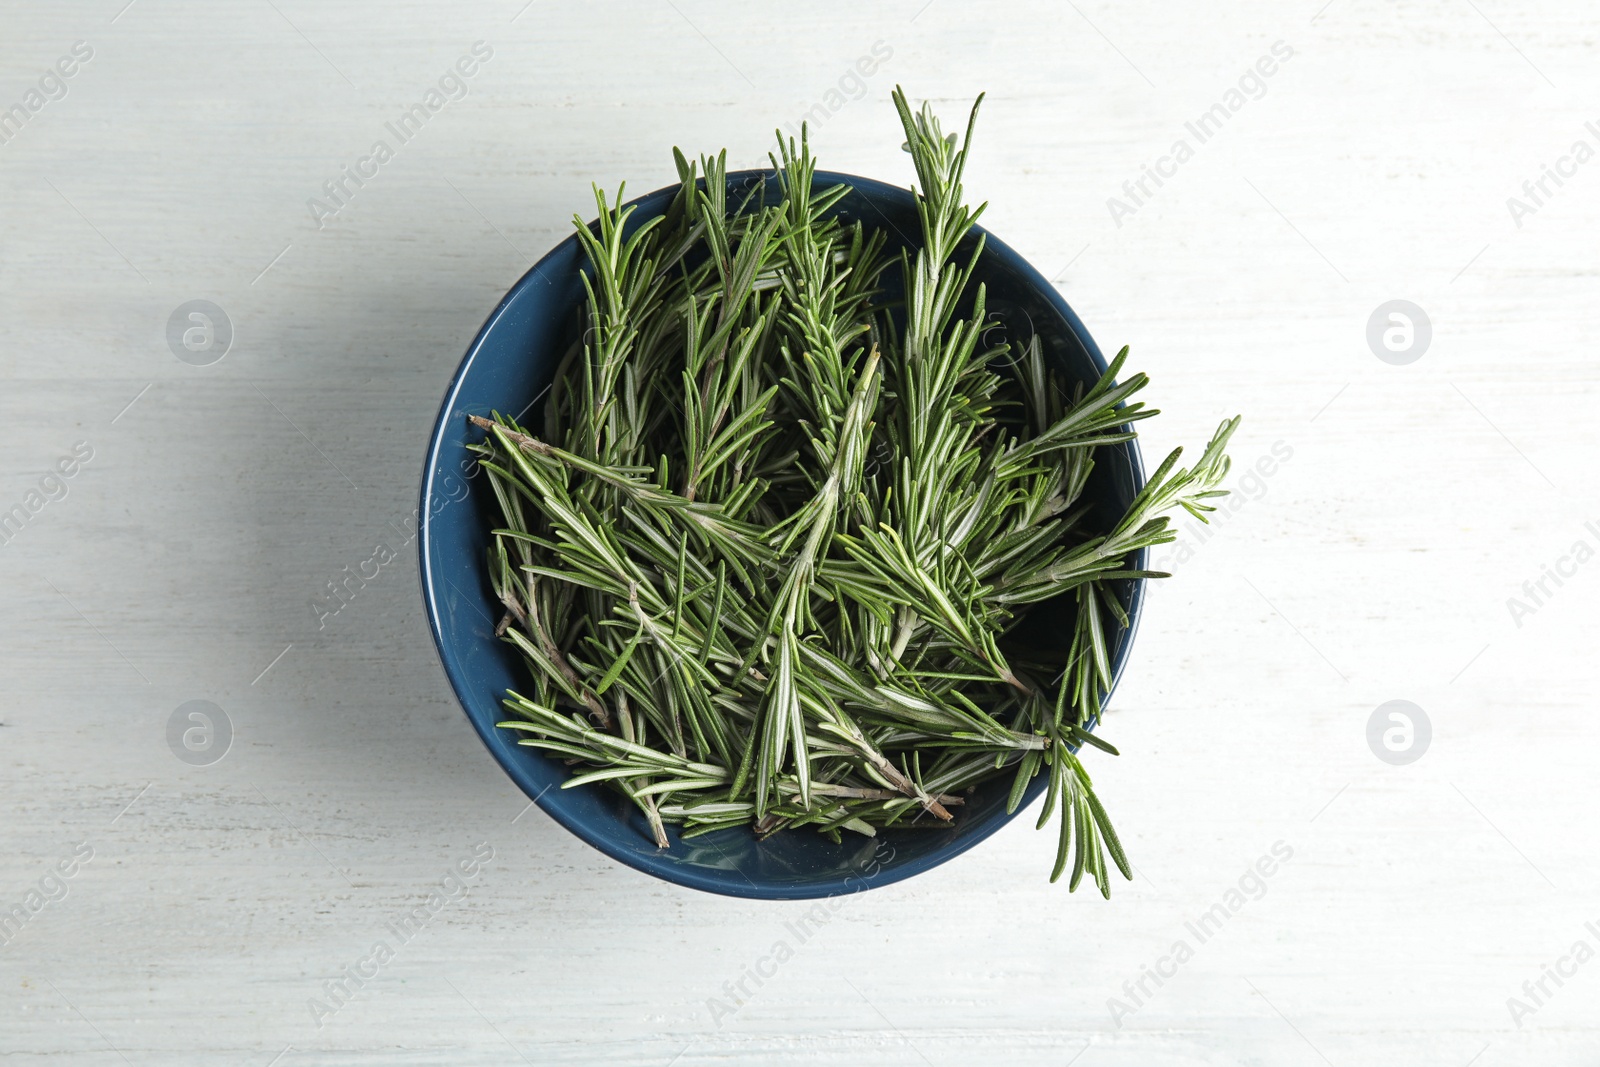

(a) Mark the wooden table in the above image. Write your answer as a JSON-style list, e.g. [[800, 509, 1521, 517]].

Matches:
[[3, 1, 1596, 1062]]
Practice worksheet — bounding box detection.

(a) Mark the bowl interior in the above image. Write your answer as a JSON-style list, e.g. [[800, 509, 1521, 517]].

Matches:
[[419, 169, 1146, 899]]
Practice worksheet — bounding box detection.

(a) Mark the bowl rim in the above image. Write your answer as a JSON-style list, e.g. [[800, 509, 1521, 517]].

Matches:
[[419, 167, 1147, 899]]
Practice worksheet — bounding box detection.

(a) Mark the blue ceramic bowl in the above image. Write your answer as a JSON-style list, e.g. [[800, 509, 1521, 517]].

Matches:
[[420, 170, 1146, 900]]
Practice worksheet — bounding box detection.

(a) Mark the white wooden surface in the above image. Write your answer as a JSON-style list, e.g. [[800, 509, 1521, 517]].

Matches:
[[3, 1, 1598, 1063]]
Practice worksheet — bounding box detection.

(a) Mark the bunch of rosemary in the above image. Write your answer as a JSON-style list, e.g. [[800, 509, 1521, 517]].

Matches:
[[467, 89, 1238, 893]]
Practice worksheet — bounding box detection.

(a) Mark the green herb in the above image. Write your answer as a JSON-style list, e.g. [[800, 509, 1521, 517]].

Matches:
[[468, 88, 1239, 892]]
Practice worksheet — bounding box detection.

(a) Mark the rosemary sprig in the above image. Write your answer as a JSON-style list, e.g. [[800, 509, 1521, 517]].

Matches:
[[467, 88, 1239, 892]]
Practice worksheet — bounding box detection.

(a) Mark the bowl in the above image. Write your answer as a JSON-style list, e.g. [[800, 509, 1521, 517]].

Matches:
[[419, 169, 1147, 899]]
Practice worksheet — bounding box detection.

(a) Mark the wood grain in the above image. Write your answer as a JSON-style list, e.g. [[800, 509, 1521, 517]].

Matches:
[[2, 0, 1597, 1062]]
